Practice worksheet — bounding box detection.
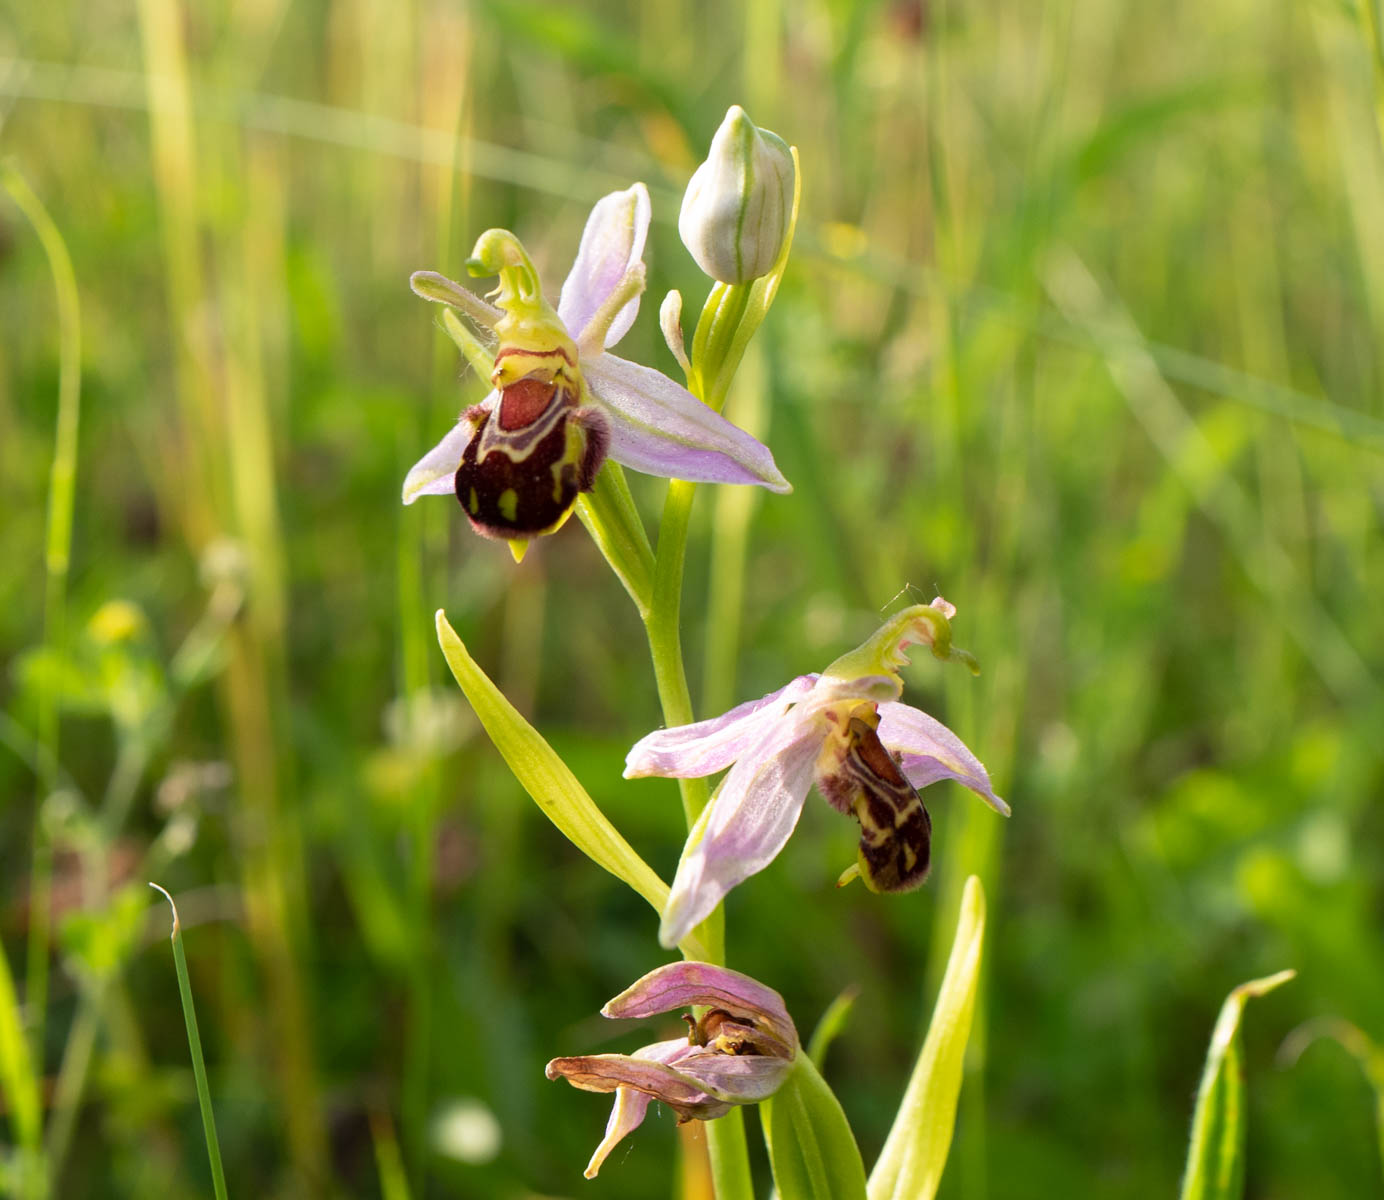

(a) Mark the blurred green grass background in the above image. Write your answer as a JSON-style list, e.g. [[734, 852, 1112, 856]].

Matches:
[[1, 0, 1382, 1196]]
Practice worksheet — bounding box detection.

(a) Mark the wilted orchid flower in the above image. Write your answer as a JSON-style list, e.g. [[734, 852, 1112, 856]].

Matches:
[[546, 961, 797, 1178], [403, 184, 790, 559], [626, 600, 1010, 947]]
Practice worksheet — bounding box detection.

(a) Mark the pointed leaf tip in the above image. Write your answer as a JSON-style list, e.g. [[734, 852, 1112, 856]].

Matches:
[[148, 881, 180, 937], [434, 610, 687, 947], [1180, 968, 1295, 1200]]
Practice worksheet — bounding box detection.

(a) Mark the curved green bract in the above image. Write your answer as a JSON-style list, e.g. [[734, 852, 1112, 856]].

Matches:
[[435, 612, 710, 960]]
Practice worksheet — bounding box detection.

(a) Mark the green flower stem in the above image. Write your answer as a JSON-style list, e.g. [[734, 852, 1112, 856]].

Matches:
[[645, 479, 711, 829], [701, 346, 767, 716], [578, 175, 800, 1198], [641, 439, 747, 1200]]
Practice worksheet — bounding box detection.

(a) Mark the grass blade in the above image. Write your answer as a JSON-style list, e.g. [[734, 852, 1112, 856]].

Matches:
[[149, 884, 229, 1200], [868, 875, 986, 1200], [805, 987, 859, 1069], [1180, 969, 1295, 1200], [0, 940, 42, 1190]]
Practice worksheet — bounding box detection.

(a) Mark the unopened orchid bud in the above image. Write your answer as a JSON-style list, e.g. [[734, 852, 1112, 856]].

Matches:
[[679, 106, 795, 284]]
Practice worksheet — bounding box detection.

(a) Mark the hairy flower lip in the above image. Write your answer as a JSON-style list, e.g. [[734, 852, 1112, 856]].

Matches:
[[625, 602, 1008, 948], [402, 183, 792, 516], [546, 961, 798, 1178]]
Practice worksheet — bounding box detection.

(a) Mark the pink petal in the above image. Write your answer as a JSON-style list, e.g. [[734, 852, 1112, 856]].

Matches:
[[602, 961, 796, 1047], [584, 354, 791, 493], [672, 1045, 794, 1103], [658, 718, 823, 948], [624, 675, 818, 779], [583, 1084, 655, 1178], [558, 184, 651, 350], [555, 1039, 689, 1178], [401, 410, 477, 504], [875, 701, 1009, 816], [546, 1042, 726, 1114]]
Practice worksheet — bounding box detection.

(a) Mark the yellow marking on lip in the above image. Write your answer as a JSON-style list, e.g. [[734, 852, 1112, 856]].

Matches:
[[498, 488, 519, 522]]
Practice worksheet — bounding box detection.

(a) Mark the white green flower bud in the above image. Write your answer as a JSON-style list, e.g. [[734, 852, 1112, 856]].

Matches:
[[679, 106, 795, 284]]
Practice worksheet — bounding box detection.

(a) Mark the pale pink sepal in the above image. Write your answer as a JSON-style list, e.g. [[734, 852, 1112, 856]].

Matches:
[[875, 700, 1009, 815], [624, 675, 818, 779], [558, 183, 651, 350], [401, 413, 486, 504], [585, 353, 791, 493], [658, 719, 822, 948], [602, 960, 796, 1048]]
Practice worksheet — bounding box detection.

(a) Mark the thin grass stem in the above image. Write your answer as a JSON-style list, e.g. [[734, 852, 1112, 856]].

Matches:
[[149, 885, 229, 1200]]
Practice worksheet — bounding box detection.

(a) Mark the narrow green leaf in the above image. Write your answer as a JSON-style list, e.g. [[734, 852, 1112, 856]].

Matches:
[[806, 987, 859, 1068], [762, 1054, 868, 1200], [149, 884, 229, 1200], [435, 612, 708, 958], [1180, 969, 1295, 1200], [868, 875, 986, 1200], [369, 1112, 414, 1200], [0, 940, 41, 1157]]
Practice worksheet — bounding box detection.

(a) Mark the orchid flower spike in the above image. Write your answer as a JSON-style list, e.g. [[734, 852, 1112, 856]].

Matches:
[[403, 184, 791, 558], [626, 599, 1010, 948], [546, 961, 798, 1178]]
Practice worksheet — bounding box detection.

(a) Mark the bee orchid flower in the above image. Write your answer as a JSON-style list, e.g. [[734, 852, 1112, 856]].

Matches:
[[402, 184, 790, 558], [625, 600, 1010, 948], [545, 961, 798, 1178]]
